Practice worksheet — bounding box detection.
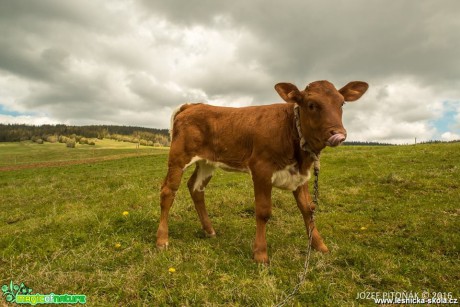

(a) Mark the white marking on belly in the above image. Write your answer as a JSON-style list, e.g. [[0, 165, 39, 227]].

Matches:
[[193, 161, 215, 192], [184, 156, 249, 191], [183, 156, 202, 170], [271, 164, 310, 191], [207, 161, 249, 173]]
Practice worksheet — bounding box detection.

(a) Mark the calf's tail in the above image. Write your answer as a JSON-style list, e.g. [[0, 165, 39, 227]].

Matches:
[[169, 103, 203, 141]]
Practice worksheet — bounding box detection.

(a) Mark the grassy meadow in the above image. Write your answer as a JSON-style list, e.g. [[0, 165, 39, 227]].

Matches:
[[0, 140, 459, 306], [0, 139, 167, 169]]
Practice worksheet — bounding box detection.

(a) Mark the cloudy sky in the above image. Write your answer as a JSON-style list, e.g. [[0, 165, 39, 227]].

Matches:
[[1, 0, 459, 143]]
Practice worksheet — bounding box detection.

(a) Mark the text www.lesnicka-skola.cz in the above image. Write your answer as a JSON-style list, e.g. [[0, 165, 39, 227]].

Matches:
[[356, 291, 458, 305]]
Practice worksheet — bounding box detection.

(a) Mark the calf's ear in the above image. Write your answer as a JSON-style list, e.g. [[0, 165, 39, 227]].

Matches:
[[339, 81, 369, 102], [275, 83, 302, 103]]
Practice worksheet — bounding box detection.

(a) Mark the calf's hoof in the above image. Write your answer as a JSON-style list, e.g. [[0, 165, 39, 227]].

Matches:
[[312, 242, 329, 253], [204, 229, 216, 238], [156, 240, 169, 250], [253, 252, 270, 264]]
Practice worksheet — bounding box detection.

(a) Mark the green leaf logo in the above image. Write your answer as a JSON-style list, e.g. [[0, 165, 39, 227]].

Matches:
[[1, 281, 32, 303]]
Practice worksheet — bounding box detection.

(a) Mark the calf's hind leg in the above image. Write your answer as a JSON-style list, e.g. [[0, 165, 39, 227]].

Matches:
[[187, 161, 216, 237], [156, 165, 184, 249], [251, 168, 273, 264]]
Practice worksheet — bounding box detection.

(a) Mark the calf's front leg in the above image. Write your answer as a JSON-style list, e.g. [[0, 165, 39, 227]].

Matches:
[[293, 184, 329, 253]]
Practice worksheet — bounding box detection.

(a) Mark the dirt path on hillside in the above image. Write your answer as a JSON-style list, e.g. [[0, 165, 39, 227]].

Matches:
[[0, 153, 153, 171]]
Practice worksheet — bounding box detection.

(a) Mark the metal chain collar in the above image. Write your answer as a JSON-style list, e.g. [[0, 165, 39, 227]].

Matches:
[[293, 104, 321, 169]]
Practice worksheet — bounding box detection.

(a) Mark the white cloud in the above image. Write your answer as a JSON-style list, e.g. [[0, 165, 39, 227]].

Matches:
[[441, 132, 460, 141], [344, 81, 442, 143], [0, 114, 60, 126]]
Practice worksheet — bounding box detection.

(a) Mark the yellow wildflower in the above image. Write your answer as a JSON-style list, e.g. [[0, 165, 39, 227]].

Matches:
[[168, 267, 176, 273], [122, 211, 129, 216]]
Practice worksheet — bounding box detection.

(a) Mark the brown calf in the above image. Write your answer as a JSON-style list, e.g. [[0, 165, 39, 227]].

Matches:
[[156, 80, 368, 263]]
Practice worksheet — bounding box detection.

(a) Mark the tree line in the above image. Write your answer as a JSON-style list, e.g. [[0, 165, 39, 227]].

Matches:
[[2, 124, 457, 147], [344, 140, 459, 146], [343, 141, 394, 146], [0, 124, 170, 147]]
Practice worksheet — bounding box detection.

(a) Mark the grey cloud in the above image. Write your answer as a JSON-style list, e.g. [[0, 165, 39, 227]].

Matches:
[[137, 0, 233, 26], [0, 41, 46, 81], [41, 48, 70, 70], [127, 72, 186, 108], [0, 1, 126, 36], [139, 0, 460, 86]]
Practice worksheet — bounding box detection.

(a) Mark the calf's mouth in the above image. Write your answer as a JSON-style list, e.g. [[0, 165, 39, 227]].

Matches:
[[326, 133, 346, 147]]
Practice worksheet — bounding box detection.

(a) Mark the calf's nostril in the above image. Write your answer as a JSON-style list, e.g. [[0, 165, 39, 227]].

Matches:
[[330, 130, 342, 136], [330, 130, 347, 137]]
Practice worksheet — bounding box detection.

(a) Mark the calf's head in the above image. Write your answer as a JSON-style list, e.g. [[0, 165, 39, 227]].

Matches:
[[275, 80, 368, 151]]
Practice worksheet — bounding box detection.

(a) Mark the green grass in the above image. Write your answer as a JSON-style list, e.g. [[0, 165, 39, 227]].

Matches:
[[0, 141, 459, 306]]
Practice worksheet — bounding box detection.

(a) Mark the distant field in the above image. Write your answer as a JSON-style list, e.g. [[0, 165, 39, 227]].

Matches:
[[0, 142, 459, 305], [0, 139, 167, 169]]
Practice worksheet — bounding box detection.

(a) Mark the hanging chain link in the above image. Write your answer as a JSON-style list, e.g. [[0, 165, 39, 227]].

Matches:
[[274, 166, 320, 307], [313, 165, 320, 207]]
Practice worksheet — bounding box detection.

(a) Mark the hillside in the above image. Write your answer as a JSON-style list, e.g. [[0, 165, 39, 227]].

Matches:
[[0, 123, 170, 147]]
